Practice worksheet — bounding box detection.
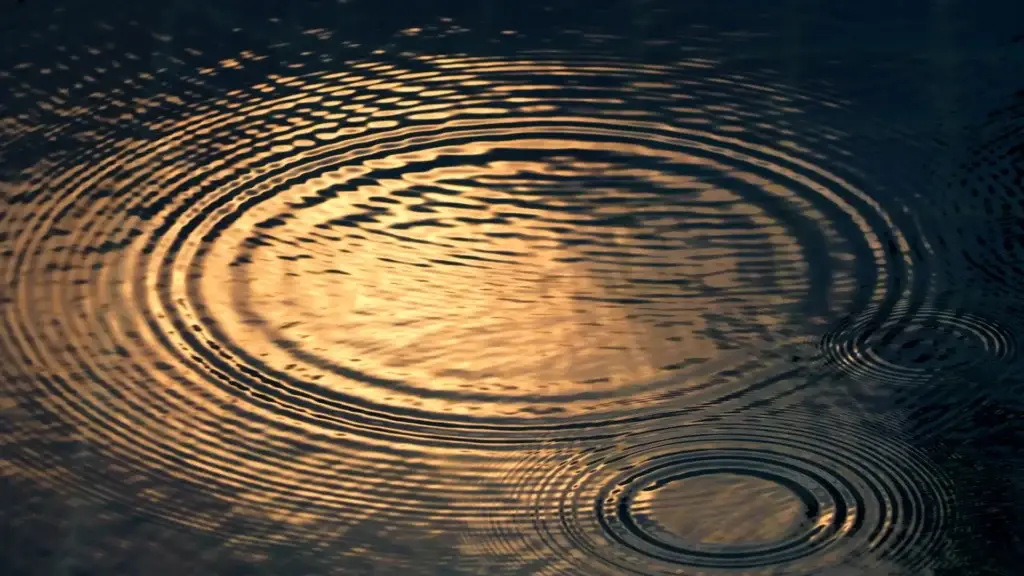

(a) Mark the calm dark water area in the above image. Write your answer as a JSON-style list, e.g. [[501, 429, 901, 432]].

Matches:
[[2, 0, 1024, 574]]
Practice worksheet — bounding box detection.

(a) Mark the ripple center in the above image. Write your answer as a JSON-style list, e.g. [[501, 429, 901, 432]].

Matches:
[[632, 472, 807, 547]]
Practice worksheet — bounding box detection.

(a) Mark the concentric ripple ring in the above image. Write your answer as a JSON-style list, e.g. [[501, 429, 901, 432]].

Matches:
[[2, 53, 918, 449], [820, 303, 1018, 385], [0, 32, 949, 572], [476, 411, 953, 575]]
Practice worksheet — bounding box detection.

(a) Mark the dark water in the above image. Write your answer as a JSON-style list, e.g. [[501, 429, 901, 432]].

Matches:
[[2, 0, 1024, 574]]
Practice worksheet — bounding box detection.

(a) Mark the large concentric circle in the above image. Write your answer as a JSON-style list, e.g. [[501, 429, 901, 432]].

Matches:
[[172, 120, 871, 424], [475, 411, 953, 575], [1, 51, 918, 444], [0, 47, 929, 564]]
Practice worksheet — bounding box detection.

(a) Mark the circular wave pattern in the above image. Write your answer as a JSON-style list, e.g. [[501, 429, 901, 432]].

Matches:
[[819, 303, 1018, 385], [0, 48, 932, 570], [0, 51, 916, 443], [480, 412, 953, 576]]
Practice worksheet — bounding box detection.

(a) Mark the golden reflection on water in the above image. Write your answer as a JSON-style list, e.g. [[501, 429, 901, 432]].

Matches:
[[196, 135, 804, 417], [0, 32, 946, 574], [633, 472, 806, 545]]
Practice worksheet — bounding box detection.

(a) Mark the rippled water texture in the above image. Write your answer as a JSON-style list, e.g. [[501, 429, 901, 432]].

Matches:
[[2, 3, 1024, 575], [478, 411, 952, 575], [3, 51, 918, 433]]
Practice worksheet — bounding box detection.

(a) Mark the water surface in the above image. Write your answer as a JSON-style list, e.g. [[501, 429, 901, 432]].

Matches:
[[2, 1, 1024, 574]]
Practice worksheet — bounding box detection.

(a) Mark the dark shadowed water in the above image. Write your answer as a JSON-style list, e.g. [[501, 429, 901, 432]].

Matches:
[[2, 0, 1024, 574]]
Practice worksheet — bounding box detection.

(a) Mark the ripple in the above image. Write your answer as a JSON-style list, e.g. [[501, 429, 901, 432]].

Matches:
[[0, 49, 918, 444], [819, 303, 1018, 386], [475, 411, 953, 575], [0, 44, 931, 570]]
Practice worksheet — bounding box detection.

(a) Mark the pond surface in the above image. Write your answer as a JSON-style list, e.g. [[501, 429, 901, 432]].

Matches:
[[2, 1, 1023, 574]]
